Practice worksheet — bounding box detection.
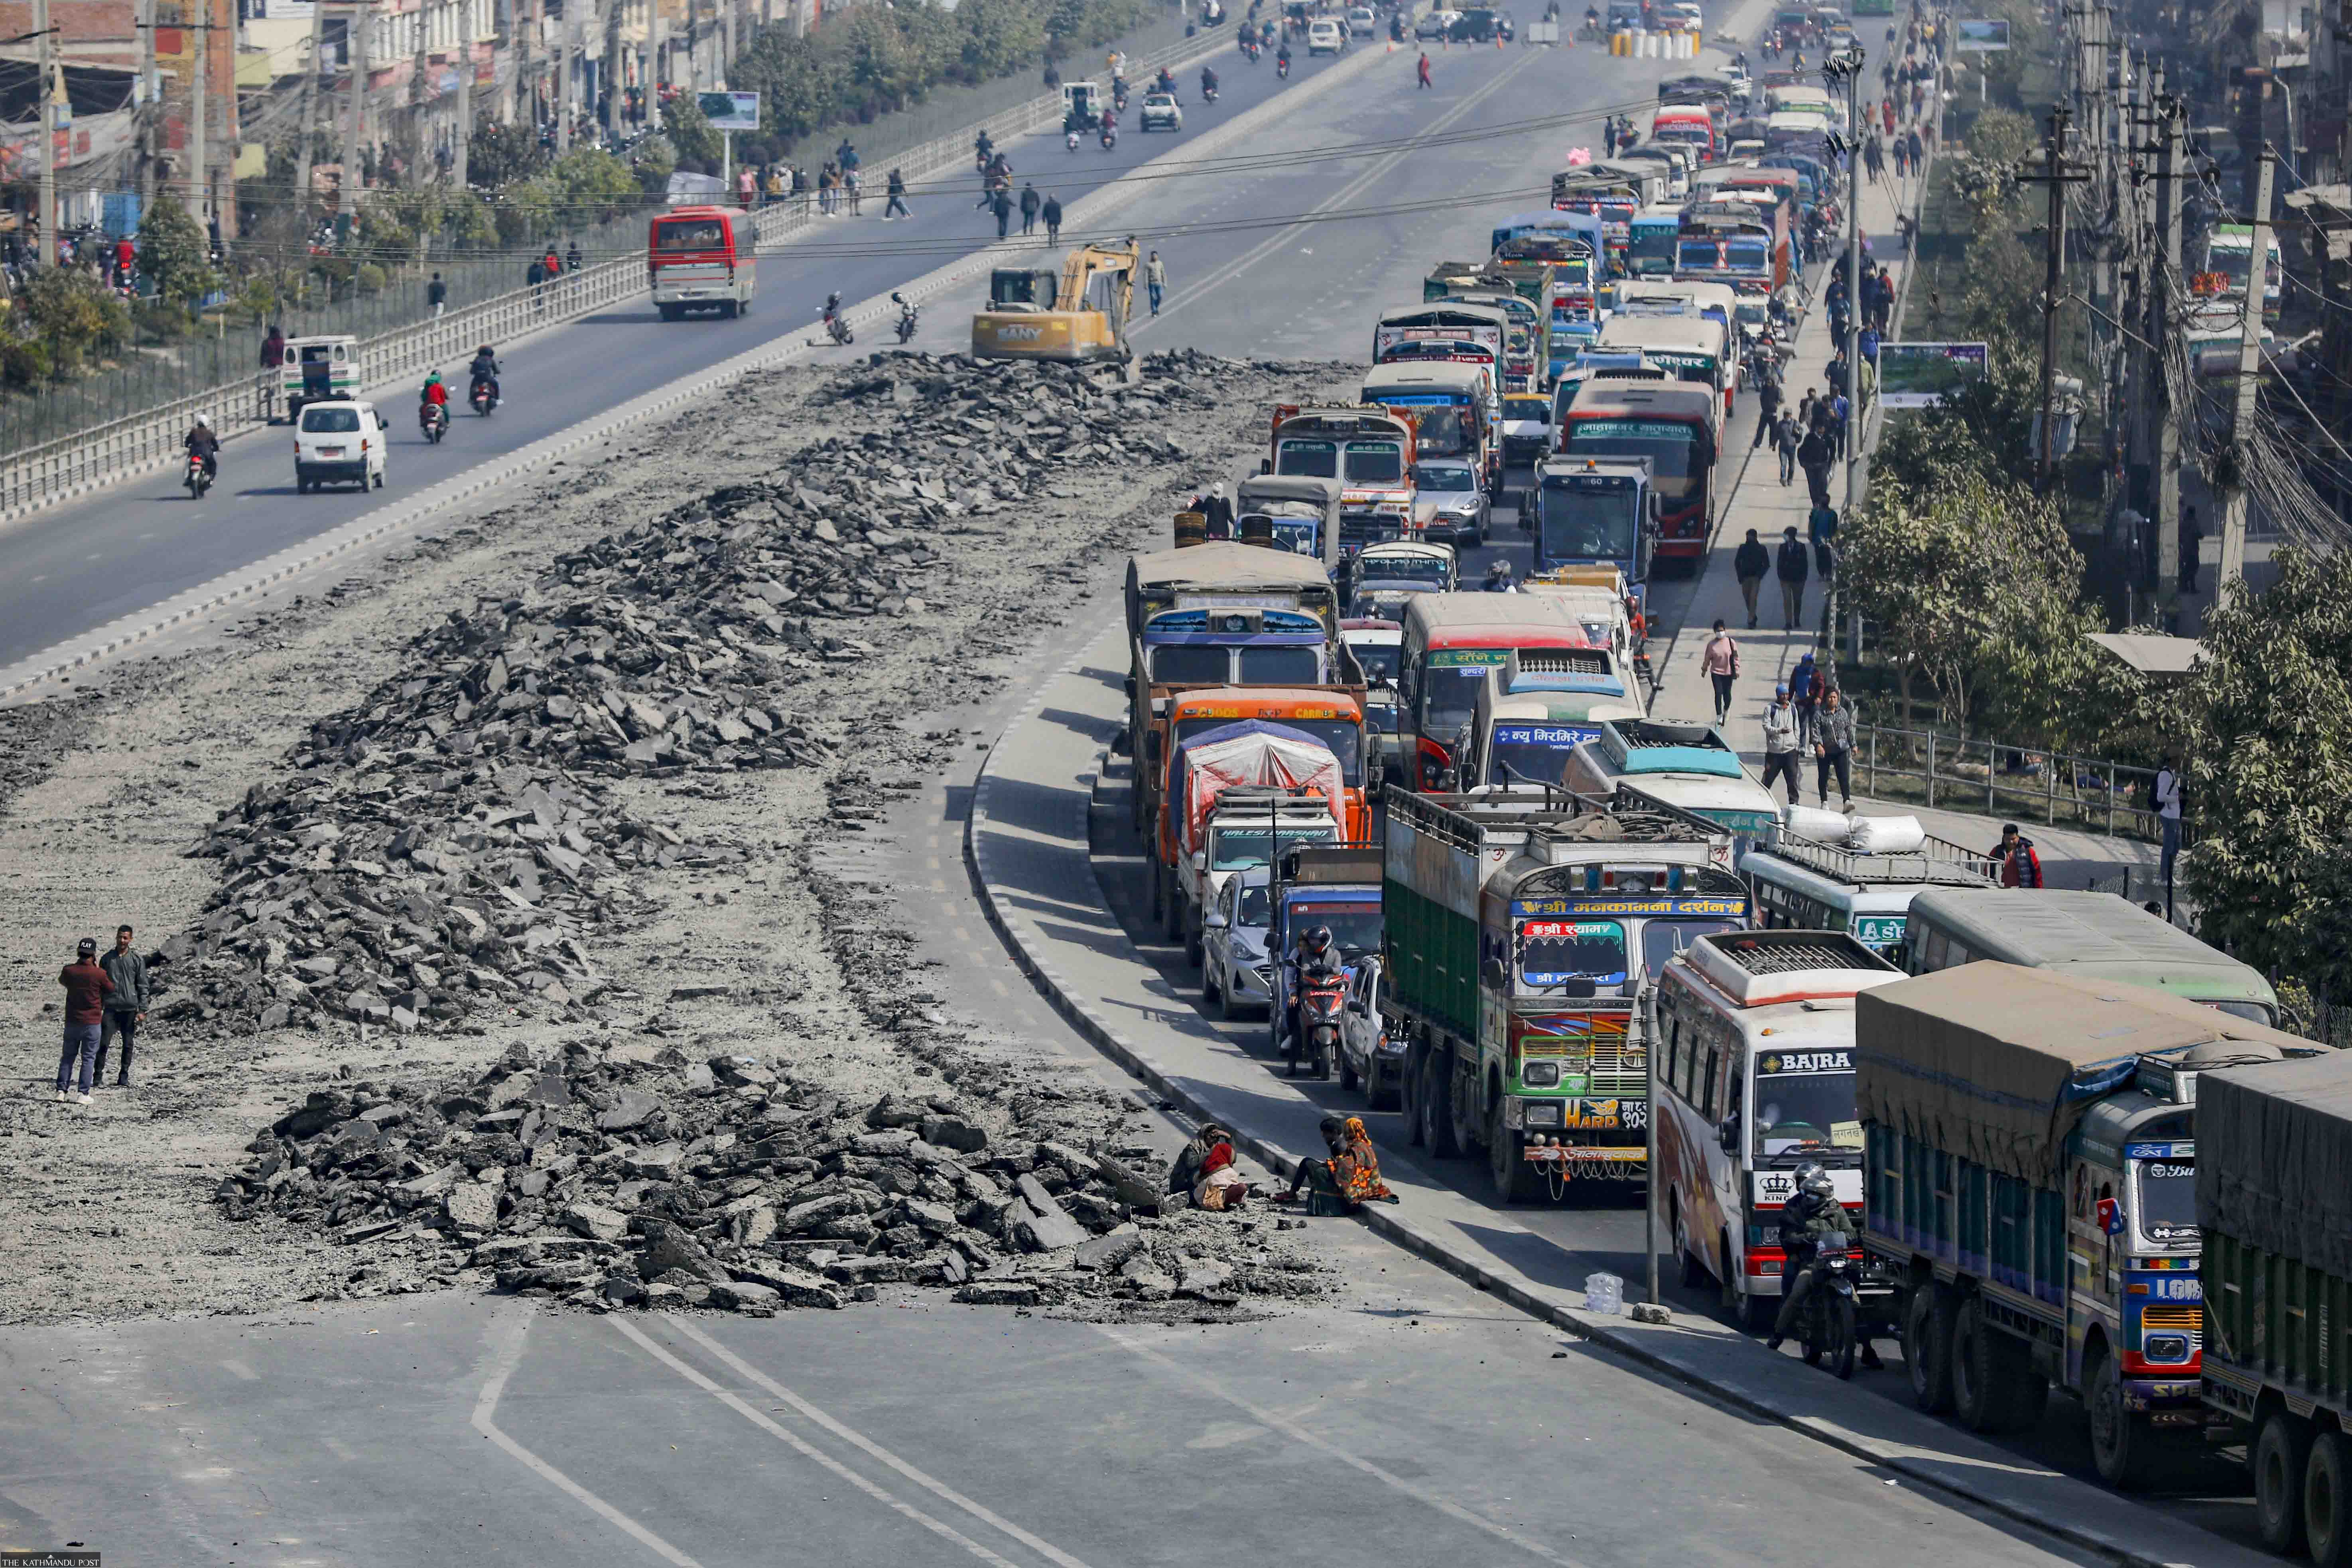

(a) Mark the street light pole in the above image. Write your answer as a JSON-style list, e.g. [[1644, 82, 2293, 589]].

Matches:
[[1824, 42, 1867, 653]]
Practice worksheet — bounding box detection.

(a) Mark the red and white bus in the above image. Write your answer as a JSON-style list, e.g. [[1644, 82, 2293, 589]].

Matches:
[[649, 205, 755, 321]]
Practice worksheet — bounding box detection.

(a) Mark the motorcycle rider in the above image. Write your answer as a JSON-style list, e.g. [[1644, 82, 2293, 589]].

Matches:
[[1201, 64, 1219, 98], [1282, 924, 1341, 1057], [1154, 64, 1177, 94], [1767, 1163, 1881, 1366], [891, 291, 917, 340], [184, 412, 219, 483], [467, 345, 500, 406], [1275, 36, 1291, 73], [1584, 2, 1598, 30], [1483, 558, 1516, 592], [420, 370, 450, 431]]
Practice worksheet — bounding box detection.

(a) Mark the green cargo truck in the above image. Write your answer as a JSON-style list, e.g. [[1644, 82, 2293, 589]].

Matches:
[[1858, 963, 2313, 1488], [1383, 787, 1745, 1202], [2197, 1047, 2352, 1560]]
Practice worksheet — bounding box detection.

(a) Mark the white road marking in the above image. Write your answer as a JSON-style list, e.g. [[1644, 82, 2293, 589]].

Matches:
[[665, 1318, 1099, 1568], [1097, 1325, 1594, 1567], [219, 1358, 259, 1381], [471, 1303, 707, 1568]]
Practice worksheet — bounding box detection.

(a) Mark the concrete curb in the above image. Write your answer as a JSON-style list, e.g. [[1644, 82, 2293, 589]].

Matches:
[[0, 32, 1402, 708], [961, 681, 2204, 1568]]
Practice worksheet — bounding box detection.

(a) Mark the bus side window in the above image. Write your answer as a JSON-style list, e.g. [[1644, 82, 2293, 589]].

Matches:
[[1699, 1046, 1720, 1120], [1915, 928, 1945, 973], [1662, 1010, 1680, 1091]]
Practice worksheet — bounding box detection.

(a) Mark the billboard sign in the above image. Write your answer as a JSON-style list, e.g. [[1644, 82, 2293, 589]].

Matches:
[[1955, 18, 2010, 49], [698, 91, 761, 132], [1878, 341, 1991, 407]]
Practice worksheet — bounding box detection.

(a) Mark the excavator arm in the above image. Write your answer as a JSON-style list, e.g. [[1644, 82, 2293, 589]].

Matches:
[[974, 237, 1142, 363]]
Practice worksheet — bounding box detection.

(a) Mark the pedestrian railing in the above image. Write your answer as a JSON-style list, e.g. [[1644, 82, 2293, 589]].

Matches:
[[1849, 721, 2164, 842], [0, 22, 1228, 525]]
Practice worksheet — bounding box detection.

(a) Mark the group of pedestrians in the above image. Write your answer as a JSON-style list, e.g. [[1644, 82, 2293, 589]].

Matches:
[[1766, 386, 1850, 509], [1701, 623, 1858, 810], [55, 926, 150, 1104]]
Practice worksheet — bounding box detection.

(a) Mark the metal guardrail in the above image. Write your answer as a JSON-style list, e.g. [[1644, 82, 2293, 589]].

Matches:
[[1849, 721, 2166, 842], [0, 24, 1228, 525]]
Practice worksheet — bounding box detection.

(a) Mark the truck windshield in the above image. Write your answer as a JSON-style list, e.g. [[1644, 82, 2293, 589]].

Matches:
[[1540, 482, 1639, 560], [1351, 642, 1401, 680], [1276, 439, 1338, 478], [1212, 826, 1335, 871], [1346, 441, 1406, 483], [1517, 917, 1631, 997], [1151, 646, 1232, 683], [1630, 226, 1679, 271], [1266, 516, 1324, 557], [2133, 1157, 2198, 1247], [1237, 646, 1323, 685], [1750, 1055, 1860, 1158], [1286, 901, 1383, 957]]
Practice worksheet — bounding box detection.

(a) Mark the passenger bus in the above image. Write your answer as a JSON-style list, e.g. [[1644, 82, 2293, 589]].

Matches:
[[1900, 888, 2282, 1024], [1562, 721, 1783, 843], [1675, 205, 1787, 293], [1739, 830, 1993, 955], [1361, 362, 1502, 501], [1649, 102, 1719, 161], [1653, 931, 1905, 1327], [2197, 223, 2284, 317], [1615, 278, 1739, 335], [1556, 378, 1718, 565], [1373, 302, 1510, 384], [1628, 204, 1685, 278], [1596, 313, 1733, 413], [1397, 593, 1594, 791], [1459, 654, 1647, 793], [1442, 287, 1548, 394], [649, 205, 756, 320]]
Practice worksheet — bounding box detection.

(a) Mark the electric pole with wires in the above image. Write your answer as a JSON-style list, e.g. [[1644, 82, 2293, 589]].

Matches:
[[2216, 152, 2277, 594], [2018, 108, 2092, 492]]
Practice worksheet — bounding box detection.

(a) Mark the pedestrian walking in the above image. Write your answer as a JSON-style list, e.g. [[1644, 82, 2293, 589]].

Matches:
[[1863, 133, 1885, 184], [1775, 525, 1810, 631], [1753, 375, 1781, 447], [1881, 96, 1896, 136], [566, 240, 582, 273], [2154, 753, 2184, 888], [884, 167, 909, 220], [1702, 619, 1741, 723], [820, 163, 838, 216], [260, 323, 287, 370], [427, 272, 447, 319], [1775, 410, 1798, 485], [56, 936, 112, 1105], [1019, 182, 1041, 235], [96, 924, 148, 1087], [1761, 684, 1804, 804], [845, 168, 863, 215], [1828, 389, 1850, 463], [1418, 51, 1433, 87], [1892, 135, 1910, 179], [1733, 528, 1771, 628], [992, 189, 1014, 239], [1808, 502, 1839, 579], [1905, 126, 1924, 171], [1042, 194, 1064, 245], [1987, 822, 2045, 887], [1797, 423, 1832, 508], [1146, 250, 1168, 313], [1603, 118, 1618, 157], [1812, 686, 1856, 808], [526, 257, 548, 313]]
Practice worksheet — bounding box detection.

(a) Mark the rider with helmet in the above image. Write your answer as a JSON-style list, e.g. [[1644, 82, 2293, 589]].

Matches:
[[1483, 559, 1516, 592], [1283, 924, 1341, 1055], [184, 413, 219, 480], [1767, 1162, 1879, 1365], [468, 345, 500, 406]]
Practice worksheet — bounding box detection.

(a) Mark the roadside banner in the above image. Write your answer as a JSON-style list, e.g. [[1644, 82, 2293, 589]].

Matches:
[[698, 91, 761, 131], [1954, 18, 2009, 50], [1877, 342, 1990, 407]]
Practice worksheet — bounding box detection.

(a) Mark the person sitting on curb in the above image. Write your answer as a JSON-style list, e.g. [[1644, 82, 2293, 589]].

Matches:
[[1278, 1115, 1396, 1214], [1168, 1121, 1251, 1210]]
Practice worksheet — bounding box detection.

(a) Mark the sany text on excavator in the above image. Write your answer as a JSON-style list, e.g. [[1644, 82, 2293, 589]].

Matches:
[[970, 237, 1141, 363]]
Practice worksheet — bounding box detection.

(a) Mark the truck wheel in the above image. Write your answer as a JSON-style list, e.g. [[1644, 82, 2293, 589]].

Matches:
[[1160, 878, 1183, 942], [1425, 1048, 1464, 1158], [2086, 1348, 2154, 1487], [1487, 1096, 1533, 1203], [1183, 912, 1204, 968], [2255, 1410, 2313, 1554], [2309, 1431, 2352, 1568], [1403, 1049, 1427, 1147], [1448, 1059, 1481, 1154], [1952, 1295, 2021, 1434], [1903, 1284, 1957, 1414]]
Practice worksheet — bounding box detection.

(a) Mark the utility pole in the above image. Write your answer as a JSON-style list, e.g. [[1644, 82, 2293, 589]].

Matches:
[[191, 0, 207, 227], [602, 0, 622, 144], [453, 0, 472, 187], [2217, 152, 2277, 593], [32, 0, 58, 263], [343, 0, 370, 221], [554, 0, 572, 151], [2020, 108, 2089, 491], [137, 0, 158, 208], [294, 0, 328, 236], [2151, 76, 2182, 597]]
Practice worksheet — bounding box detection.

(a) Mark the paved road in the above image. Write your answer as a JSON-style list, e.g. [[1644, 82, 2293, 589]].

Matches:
[[0, 33, 1352, 673]]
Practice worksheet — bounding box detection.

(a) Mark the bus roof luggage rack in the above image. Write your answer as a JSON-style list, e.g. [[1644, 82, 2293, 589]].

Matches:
[[1516, 648, 1615, 677], [1687, 930, 1902, 1007], [1767, 830, 1997, 888]]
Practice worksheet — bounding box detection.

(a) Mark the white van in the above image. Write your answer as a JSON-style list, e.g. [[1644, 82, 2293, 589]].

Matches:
[[1307, 16, 1347, 52], [1651, 930, 1903, 1327], [294, 400, 388, 493], [1739, 829, 1993, 956]]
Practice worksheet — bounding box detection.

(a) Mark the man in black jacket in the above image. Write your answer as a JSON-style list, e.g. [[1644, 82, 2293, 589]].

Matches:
[[1733, 528, 1771, 628], [96, 924, 149, 1087], [1775, 526, 1810, 631]]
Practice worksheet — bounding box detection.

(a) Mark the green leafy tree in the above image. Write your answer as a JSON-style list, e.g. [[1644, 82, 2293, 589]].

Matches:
[[2182, 548, 2352, 992], [16, 267, 130, 377], [136, 193, 218, 307], [662, 93, 725, 170], [467, 119, 546, 188]]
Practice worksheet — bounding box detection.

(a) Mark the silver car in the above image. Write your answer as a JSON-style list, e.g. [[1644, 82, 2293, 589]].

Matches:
[[1339, 956, 1406, 1108], [1202, 868, 1276, 1019], [1410, 458, 1489, 546]]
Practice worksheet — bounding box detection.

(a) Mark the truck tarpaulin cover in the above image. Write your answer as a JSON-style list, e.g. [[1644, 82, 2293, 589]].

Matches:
[[2198, 1048, 2352, 1280], [1854, 964, 2252, 1187], [1173, 721, 1344, 856]]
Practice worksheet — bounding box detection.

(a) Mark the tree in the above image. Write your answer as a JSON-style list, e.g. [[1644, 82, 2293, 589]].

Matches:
[[662, 93, 725, 169], [16, 267, 130, 378], [2182, 548, 2352, 994], [136, 193, 217, 308]]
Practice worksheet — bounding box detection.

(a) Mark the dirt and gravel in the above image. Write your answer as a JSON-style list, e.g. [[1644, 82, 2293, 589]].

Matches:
[[1, 349, 1358, 1326]]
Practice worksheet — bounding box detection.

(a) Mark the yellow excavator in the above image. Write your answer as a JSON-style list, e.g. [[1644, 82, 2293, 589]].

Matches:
[[971, 238, 1141, 363]]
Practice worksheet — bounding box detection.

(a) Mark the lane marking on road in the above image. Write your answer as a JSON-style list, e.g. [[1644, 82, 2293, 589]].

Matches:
[[663, 1318, 1099, 1568], [218, 1358, 259, 1381], [471, 1302, 707, 1568], [1094, 1325, 1596, 1568], [609, 1319, 1035, 1568], [1138, 43, 1549, 332]]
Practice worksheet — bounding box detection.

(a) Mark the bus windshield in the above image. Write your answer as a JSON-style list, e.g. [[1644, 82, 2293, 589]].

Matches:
[[1564, 418, 1699, 498], [1540, 480, 1639, 560], [1631, 226, 1680, 272], [1486, 725, 1585, 788], [1750, 1053, 1861, 1159], [656, 219, 729, 252], [1388, 402, 1471, 456], [1517, 917, 1631, 998]]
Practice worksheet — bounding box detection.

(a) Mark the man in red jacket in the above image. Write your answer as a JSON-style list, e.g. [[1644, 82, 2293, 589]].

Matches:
[[1988, 822, 2044, 888], [57, 936, 113, 1104]]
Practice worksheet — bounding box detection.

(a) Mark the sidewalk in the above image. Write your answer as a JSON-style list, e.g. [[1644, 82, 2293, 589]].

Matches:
[[965, 619, 2267, 1568]]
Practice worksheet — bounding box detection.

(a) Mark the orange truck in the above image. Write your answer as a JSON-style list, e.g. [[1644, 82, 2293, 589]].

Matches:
[[1141, 686, 1374, 943]]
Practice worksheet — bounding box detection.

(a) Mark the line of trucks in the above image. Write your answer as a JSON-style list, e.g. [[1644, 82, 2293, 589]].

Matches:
[[1115, 486, 2349, 1545]]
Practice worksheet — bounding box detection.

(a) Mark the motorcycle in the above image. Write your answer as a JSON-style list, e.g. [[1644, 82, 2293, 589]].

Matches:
[[1791, 1230, 1860, 1379], [469, 377, 498, 415], [892, 294, 918, 343], [1101, 122, 1119, 150], [825, 311, 855, 345], [1287, 965, 1347, 1079], [1202, 82, 1219, 102], [1243, 34, 1260, 58], [184, 451, 213, 499], [420, 400, 449, 443], [1276, 53, 1290, 77], [1068, 128, 1082, 151]]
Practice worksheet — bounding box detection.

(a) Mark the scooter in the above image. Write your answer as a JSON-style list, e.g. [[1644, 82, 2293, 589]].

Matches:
[[1101, 122, 1119, 150], [825, 311, 854, 345], [1288, 965, 1347, 1079], [892, 293, 918, 344], [1790, 1231, 1860, 1379], [469, 377, 498, 415], [1276, 53, 1290, 78], [1202, 83, 1219, 102], [184, 451, 213, 499], [1067, 128, 1081, 151], [420, 400, 449, 443]]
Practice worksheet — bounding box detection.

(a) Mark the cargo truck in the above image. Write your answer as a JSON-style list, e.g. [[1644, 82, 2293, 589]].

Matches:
[[1161, 725, 1348, 963], [1856, 963, 2314, 1487], [2197, 1046, 2352, 1560], [1383, 788, 1747, 1201]]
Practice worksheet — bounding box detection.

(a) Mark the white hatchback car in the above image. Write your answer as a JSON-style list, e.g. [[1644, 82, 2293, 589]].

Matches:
[[1347, 4, 1377, 32], [1307, 16, 1347, 52], [294, 400, 387, 493]]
